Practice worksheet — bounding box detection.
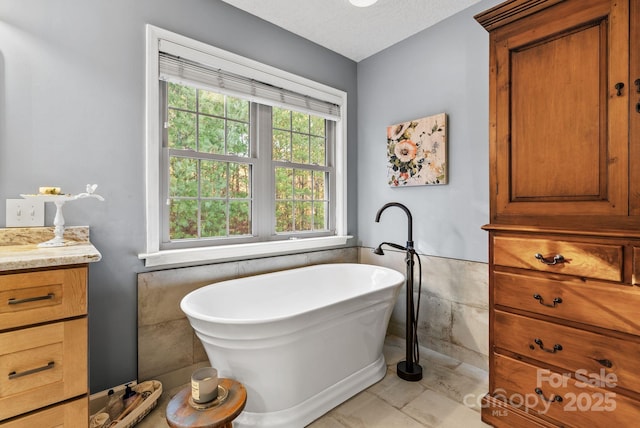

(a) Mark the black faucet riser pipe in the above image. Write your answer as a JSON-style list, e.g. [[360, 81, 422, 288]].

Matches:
[[373, 201, 423, 381]]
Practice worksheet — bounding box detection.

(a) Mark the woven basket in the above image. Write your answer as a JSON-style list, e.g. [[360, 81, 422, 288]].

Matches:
[[90, 380, 163, 428]]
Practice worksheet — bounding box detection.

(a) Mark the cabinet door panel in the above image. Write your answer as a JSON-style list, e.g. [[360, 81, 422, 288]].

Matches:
[[511, 24, 602, 200], [630, 0, 640, 216], [491, 0, 628, 218], [0, 319, 87, 421]]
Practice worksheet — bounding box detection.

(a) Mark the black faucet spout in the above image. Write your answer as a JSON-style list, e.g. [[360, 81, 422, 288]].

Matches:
[[373, 241, 407, 255], [374, 202, 413, 245]]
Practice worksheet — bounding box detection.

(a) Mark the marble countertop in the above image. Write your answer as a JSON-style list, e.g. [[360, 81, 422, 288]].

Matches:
[[0, 226, 101, 272]]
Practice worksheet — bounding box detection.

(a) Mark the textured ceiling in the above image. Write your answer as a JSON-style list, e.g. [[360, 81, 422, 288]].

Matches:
[[220, 0, 482, 62]]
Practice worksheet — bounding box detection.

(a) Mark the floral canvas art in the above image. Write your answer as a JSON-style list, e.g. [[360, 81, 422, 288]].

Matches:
[[387, 113, 447, 186]]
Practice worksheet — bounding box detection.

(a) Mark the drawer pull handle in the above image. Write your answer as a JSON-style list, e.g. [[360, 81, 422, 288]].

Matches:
[[534, 338, 563, 353], [533, 294, 563, 308], [8, 293, 55, 305], [535, 388, 563, 403], [534, 253, 565, 265], [8, 361, 55, 380]]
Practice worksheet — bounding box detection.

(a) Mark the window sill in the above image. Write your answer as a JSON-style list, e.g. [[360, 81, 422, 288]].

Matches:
[[138, 235, 352, 268]]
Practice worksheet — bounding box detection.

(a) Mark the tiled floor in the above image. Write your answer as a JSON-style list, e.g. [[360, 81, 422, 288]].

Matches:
[[136, 335, 491, 427]]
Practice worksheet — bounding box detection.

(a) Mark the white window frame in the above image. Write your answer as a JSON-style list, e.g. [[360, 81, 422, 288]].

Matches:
[[139, 25, 349, 267]]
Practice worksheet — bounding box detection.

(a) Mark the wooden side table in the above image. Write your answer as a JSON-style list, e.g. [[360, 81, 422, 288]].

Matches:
[[166, 378, 247, 428]]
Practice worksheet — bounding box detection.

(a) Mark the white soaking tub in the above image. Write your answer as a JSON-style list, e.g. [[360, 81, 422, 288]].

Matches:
[[180, 263, 404, 427]]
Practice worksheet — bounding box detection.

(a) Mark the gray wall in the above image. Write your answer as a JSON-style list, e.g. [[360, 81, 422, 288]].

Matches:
[[1, 0, 503, 393], [0, 0, 357, 393], [357, 0, 503, 263]]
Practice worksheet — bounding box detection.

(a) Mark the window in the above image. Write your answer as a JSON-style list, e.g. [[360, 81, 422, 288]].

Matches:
[[163, 83, 334, 246], [141, 26, 349, 267], [272, 106, 334, 234], [163, 85, 253, 243]]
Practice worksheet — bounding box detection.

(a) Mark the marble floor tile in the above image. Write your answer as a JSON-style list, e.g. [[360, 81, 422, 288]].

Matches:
[[326, 391, 426, 428], [367, 367, 426, 409], [418, 360, 488, 407], [307, 415, 348, 427], [133, 335, 488, 428], [403, 389, 492, 428]]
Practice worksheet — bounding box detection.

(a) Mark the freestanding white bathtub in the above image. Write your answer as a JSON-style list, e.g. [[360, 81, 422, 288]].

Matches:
[[180, 263, 404, 428]]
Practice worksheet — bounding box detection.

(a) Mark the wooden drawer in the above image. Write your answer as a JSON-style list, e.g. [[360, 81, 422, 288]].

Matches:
[[493, 235, 622, 281], [634, 247, 640, 285], [0, 267, 87, 330], [493, 271, 640, 335], [0, 318, 87, 421], [494, 310, 640, 394], [482, 394, 558, 428], [493, 354, 640, 427], [0, 396, 87, 427]]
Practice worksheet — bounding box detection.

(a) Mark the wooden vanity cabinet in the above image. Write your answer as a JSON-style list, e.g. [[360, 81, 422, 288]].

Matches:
[[476, 0, 640, 426], [0, 265, 89, 427]]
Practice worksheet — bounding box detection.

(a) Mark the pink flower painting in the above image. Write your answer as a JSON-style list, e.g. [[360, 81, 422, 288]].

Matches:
[[386, 113, 447, 186]]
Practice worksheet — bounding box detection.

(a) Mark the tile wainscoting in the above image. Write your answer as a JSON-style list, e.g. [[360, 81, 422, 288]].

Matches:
[[137, 247, 359, 385], [137, 246, 488, 390], [359, 248, 489, 371]]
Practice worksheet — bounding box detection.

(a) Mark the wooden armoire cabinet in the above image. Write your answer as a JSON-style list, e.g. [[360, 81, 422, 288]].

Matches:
[[476, 0, 640, 426]]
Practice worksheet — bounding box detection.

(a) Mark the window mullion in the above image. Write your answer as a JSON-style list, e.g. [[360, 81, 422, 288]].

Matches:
[[272, 160, 332, 173], [160, 81, 171, 244], [168, 149, 252, 164], [225, 161, 230, 237], [255, 104, 273, 239], [196, 159, 202, 238], [327, 120, 336, 233]]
